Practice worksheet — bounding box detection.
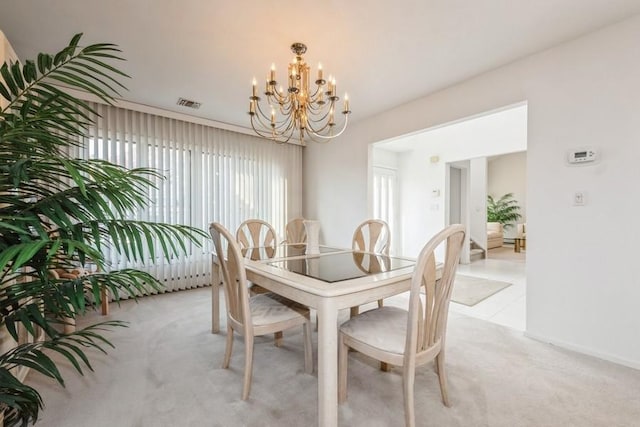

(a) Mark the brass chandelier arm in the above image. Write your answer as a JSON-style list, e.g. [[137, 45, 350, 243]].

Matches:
[[253, 100, 301, 140], [254, 102, 297, 136], [250, 114, 294, 144], [306, 113, 349, 140]]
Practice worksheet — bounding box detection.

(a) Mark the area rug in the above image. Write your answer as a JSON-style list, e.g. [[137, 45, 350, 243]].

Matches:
[[487, 245, 526, 263], [450, 274, 512, 306]]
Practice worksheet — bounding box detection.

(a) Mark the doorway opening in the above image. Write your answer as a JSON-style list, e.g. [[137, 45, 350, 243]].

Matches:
[[371, 102, 527, 331]]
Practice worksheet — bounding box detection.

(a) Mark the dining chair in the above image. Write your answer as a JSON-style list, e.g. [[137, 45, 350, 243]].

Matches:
[[350, 219, 391, 317], [236, 219, 278, 251], [283, 217, 307, 245], [236, 219, 278, 293], [236, 219, 283, 345], [338, 224, 465, 427], [209, 222, 313, 400]]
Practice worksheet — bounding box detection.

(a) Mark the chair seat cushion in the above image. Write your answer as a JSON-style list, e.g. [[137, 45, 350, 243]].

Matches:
[[250, 293, 309, 326], [340, 306, 408, 355]]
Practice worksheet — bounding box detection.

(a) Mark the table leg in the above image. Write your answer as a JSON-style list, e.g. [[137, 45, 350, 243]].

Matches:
[[211, 256, 220, 333], [515, 239, 521, 253], [317, 298, 339, 427], [100, 286, 109, 315]]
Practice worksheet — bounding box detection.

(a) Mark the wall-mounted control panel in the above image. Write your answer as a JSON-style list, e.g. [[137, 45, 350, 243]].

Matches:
[[568, 148, 597, 164]]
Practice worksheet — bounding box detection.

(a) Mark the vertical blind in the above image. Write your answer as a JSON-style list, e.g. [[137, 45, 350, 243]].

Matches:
[[72, 102, 303, 292]]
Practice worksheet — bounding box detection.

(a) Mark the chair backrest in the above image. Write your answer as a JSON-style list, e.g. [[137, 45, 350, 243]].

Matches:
[[236, 219, 278, 251], [405, 224, 465, 364], [352, 252, 391, 274], [284, 218, 307, 244], [210, 222, 252, 336], [352, 219, 390, 254]]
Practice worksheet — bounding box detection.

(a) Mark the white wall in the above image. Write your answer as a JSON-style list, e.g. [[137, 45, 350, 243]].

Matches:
[[488, 151, 527, 239], [304, 15, 640, 368], [469, 158, 488, 249], [372, 148, 399, 169]]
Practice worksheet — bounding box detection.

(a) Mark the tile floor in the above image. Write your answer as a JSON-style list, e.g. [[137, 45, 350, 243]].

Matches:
[[451, 251, 526, 331]]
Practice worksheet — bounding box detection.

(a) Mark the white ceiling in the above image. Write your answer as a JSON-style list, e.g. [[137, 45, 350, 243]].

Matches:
[[1, 1, 639, 131]]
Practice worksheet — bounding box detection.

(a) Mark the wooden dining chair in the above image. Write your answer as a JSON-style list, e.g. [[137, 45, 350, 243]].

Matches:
[[236, 219, 284, 345], [283, 217, 306, 245], [236, 219, 278, 251], [350, 219, 391, 317], [209, 222, 313, 400], [338, 224, 465, 427]]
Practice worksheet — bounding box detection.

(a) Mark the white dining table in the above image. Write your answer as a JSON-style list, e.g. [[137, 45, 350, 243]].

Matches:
[[222, 246, 416, 427]]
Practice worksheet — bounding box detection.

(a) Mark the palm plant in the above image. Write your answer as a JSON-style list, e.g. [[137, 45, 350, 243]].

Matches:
[[487, 192, 522, 230], [0, 34, 207, 425]]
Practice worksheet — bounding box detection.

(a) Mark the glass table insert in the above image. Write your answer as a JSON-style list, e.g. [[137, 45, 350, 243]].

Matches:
[[267, 251, 415, 283]]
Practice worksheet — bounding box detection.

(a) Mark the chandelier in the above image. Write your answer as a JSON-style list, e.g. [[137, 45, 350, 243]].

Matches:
[[248, 42, 351, 144]]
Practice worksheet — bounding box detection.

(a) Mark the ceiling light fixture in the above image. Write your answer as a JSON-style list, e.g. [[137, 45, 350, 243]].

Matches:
[[248, 42, 351, 144]]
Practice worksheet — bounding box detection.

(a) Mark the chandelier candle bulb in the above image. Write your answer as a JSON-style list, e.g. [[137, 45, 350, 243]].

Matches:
[[289, 67, 296, 90], [318, 63, 323, 82], [252, 78, 257, 97], [343, 94, 349, 113], [270, 64, 276, 82]]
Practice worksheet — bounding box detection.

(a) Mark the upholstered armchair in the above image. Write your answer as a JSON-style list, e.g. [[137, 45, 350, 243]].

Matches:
[[486, 222, 504, 249]]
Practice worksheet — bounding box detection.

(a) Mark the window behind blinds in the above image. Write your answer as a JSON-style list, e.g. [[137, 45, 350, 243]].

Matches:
[[71, 103, 303, 292]]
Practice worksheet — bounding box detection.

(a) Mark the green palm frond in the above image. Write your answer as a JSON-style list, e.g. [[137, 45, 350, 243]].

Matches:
[[1, 33, 209, 425], [0, 33, 127, 154], [487, 192, 522, 229], [0, 268, 163, 343], [0, 322, 126, 426]]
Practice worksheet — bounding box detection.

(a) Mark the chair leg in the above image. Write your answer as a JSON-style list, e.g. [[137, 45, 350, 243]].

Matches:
[[436, 352, 450, 407], [402, 369, 416, 427], [302, 321, 313, 374], [350, 306, 359, 318], [380, 362, 390, 372], [338, 333, 348, 403], [242, 335, 254, 400], [100, 285, 110, 315], [222, 324, 234, 369], [274, 331, 283, 347], [63, 315, 76, 334], [377, 299, 384, 308]]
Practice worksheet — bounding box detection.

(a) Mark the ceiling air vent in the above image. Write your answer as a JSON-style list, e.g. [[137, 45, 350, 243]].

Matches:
[[177, 98, 201, 109]]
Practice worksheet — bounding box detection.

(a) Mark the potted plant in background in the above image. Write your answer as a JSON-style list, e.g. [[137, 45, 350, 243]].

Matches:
[[487, 192, 522, 230], [0, 34, 207, 426]]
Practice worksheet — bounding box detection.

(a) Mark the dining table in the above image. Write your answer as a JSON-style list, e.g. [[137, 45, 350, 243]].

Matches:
[[211, 244, 416, 427]]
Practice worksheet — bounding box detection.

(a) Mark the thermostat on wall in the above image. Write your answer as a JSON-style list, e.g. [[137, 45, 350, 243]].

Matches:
[[568, 148, 597, 164]]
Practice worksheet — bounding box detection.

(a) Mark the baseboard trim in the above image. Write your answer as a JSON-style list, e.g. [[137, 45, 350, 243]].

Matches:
[[524, 331, 640, 371]]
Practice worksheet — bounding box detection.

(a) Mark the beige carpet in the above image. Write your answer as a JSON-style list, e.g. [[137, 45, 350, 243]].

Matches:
[[25, 287, 640, 427], [450, 275, 512, 306]]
